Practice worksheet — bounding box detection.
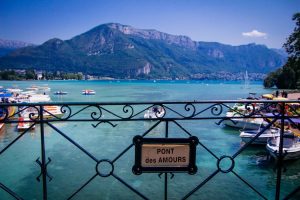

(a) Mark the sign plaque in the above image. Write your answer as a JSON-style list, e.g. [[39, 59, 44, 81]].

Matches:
[[132, 136, 198, 175]]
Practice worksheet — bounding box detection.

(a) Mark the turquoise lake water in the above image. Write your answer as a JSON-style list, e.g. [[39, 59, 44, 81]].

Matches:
[[0, 80, 299, 200]]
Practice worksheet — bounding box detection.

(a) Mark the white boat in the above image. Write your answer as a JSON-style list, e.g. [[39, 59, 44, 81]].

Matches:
[[38, 85, 51, 92], [20, 90, 36, 95], [26, 85, 39, 91], [82, 90, 96, 95], [144, 106, 165, 119], [223, 111, 267, 130], [43, 105, 64, 119], [17, 117, 35, 131], [228, 102, 261, 113], [6, 88, 23, 93], [266, 131, 300, 160], [54, 91, 68, 95], [243, 70, 250, 89], [240, 127, 280, 145], [28, 94, 51, 103]]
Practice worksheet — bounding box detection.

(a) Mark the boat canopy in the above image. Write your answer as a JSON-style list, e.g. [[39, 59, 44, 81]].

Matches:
[[0, 93, 12, 98], [262, 94, 273, 99]]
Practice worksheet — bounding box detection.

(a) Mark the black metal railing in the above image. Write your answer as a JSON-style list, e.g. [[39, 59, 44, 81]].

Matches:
[[0, 100, 300, 200]]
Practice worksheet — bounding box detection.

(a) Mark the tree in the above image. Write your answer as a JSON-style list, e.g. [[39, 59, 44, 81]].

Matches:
[[264, 13, 300, 89], [263, 69, 280, 88], [25, 69, 36, 80], [284, 13, 300, 59]]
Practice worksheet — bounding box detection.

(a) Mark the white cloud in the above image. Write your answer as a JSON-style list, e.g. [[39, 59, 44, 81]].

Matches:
[[242, 30, 267, 38]]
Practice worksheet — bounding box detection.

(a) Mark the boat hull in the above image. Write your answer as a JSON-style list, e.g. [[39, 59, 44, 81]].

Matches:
[[241, 136, 270, 145], [224, 119, 264, 130], [240, 128, 280, 145], [267, 145, 300, 160]]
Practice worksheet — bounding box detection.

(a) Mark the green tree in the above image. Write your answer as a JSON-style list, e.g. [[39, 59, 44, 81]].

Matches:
[[264, 12, 300, 89], [284, 13, 300, 59], [77, 73, 83, 80], [25, 69, 36, 80], [263, 70, 280, 88]]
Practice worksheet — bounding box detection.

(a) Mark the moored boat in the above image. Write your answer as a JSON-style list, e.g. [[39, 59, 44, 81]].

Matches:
[[82, 89, 96, 95], [43, 105, 64, 119], [17, 117, 35, 131], [54, 91, 68, 95], [28, 94, 51, 103], [6, 88, 23, 93], [144, 106, 165, 119], [266, 131, 300, 160], [223, 111, 267, 130], [240, 127, 280, 145]]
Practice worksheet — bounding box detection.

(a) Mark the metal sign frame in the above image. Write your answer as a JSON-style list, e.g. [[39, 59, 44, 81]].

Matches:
[[132, 136, 198, 175]]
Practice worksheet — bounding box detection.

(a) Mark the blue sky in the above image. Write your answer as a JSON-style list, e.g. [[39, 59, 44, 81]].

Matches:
[[0, 0, 299, 48]]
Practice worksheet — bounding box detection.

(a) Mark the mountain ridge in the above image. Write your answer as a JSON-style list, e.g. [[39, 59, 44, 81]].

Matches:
[[0, 23, 287, 79], [0, 39, 34, 57]]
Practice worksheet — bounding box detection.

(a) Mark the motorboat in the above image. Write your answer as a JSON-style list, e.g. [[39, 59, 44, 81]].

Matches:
[[266, 131, 300, 160], [222, 101, 267, 129], [17, 117, 35, 131], [43, 105, 64, 119], [229, 101, 262, 113], [240, 127, 280, 145], [82, 90, 96, 95], [38, 85, 51, 92], [6, 88, 23, 93], [144, 106, 165, 119], [223, 111, 267, 130], [28, 94, 51, 103], [26, 86, 39, 91], [54, 91, 68, 95]]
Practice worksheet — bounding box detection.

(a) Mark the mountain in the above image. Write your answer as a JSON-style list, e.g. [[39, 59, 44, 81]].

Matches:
[[0, 39, 34, 57], [0, 23, 287, 79], [271, 48, 288, 57]]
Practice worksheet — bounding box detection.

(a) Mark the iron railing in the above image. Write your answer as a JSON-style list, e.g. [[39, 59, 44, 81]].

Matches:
[[0, 100, 300, 200]]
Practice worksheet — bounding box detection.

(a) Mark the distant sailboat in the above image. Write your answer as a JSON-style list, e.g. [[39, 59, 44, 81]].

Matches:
[[243, 70, 250, 89]]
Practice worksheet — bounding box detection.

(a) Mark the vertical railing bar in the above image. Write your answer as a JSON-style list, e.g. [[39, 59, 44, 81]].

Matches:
[[165, 120, 169, 138], [0, 182, 24, 200], [165, 173, 168, 200], [165, 120, 169, 200], [39, 105, 48, 200], [275, 102, 285, 200]]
